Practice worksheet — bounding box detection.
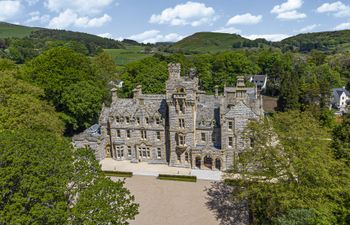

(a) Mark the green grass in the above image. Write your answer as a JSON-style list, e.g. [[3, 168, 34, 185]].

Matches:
[[104, 45, 151, 66], [158, 174, 197, 182], [104, 170, 133, 177], [170, 32, 249, 53], [0, 22, 39, 38]]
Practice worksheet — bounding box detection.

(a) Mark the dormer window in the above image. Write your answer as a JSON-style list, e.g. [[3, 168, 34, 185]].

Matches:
[[145, 117, 149, 125], [136, 117, 140, 124], [116, 116, 120, 123], [156, 117, 161, 125], [125, 116, 130, 124], [228, 121, 233, 130]]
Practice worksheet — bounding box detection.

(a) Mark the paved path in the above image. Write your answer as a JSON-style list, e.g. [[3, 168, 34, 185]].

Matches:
[[112, 176, 220, 225], [101, 158, 222, 181]]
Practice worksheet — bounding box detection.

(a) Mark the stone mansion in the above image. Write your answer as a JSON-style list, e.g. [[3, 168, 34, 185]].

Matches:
[[73, 63, 264, 171]]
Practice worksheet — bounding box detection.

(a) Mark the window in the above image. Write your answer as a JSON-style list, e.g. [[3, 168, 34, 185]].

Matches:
[[228, 137, 233, 147], [116, 116, 120, 123], [228, 121, 233, 130], [126, 130, 131, 138], [185, 152, 189, 162], [201, 133, 206, 141], [145, 117, 149, 125], [157, 148, 162, 158], [179, 118, 185, 128], [156, 131, 161, 140], [177, 153, 181, 161], [250, 137, 254, 148], [116, 129, 121, 138], [212, 134, 215, 142], [146, 148, 151, 158], [116, 146, 124, 158], [179, 134, 185, 145], [136, 117, 140, 124], [156, 117, 161, 125], [127, 146, 132, 157], [141, 130, 147, 139], [179, 103, 185, 114], [125, 116, 130, 124]]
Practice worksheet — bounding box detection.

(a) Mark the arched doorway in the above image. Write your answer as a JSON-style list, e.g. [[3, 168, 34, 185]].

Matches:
[[195, 156, 201, 169], [204, 156, 213, 170], [215, 158, 221, 171]]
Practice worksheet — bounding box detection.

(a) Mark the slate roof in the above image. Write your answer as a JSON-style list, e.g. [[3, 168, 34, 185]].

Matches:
[[251, 75, 267, 82], [224, 101, 258, 119], [333, 88, 350, 96]]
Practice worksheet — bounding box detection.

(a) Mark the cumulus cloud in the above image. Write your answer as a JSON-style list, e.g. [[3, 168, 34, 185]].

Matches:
[[98, 33, 113, 38], [299, 24, 320, 33], [48, 9, 111, 29], [335, 22, 350, 30], [149, 1, 216, 27], [226, 13, 262, 25], [25, 11, 50, 24], [276, 10, 306, 20], [127, 30, 185, 43], [317, 1, 350, 17], [213, 27, 241, 34], [0, 1, 22, 21], [45, 0, 114, 15], [243, 34, 290, 42], [271, 0, 306, 20]]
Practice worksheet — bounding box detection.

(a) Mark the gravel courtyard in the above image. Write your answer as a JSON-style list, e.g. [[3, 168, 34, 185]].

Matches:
[[112, 176, 220, 225]]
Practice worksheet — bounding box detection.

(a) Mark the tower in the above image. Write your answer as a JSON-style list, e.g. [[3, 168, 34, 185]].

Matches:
[[166, 63, 199, 167]]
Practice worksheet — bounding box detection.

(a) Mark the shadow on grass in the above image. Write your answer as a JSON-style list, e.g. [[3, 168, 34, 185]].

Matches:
[[205, 181, 249, 225]]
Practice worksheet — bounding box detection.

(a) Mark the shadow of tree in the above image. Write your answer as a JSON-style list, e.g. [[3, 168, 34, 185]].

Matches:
[[205, 181, 249, 225]]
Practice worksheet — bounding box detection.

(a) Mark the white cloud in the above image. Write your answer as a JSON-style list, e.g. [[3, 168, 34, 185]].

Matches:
[[149, 1, 216, 27], [127, 30, 185, 43], [213, 27, 241, 34], [45, 0, 114, 15], [48, 9, 111, 29], [271, 0, 306, 20], [25, 11, 50, 24], [0, 1, 22, 21], [271, 0, 303, 14], [335, 22, 350, 30], [276, 10, 306, 20], [316, 1, 350, 17], [98, 33, 113, 38], [243, 34, 290, 42], [299, 24, 320, 33], [226, 13, 262, 25]]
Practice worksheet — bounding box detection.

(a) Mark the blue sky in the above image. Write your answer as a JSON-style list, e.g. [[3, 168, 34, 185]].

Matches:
[[1, 0, 350, 42]]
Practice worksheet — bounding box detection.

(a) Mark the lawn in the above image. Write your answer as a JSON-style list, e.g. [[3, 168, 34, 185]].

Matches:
[[104, 45, 151, 66]]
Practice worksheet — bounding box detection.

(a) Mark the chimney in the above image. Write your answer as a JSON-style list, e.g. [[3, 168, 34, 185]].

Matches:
[[168, 63, 181, 79], [111, 88, 118, 102], [133, 85, 142, 98], [215, 85, 219, 97], [236, 76, 245, 88]]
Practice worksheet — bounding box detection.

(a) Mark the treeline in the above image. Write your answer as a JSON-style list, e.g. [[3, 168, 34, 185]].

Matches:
[[0, 48, 139, 223], [0, 29, 124, 63], [118, 49, 349, 118]]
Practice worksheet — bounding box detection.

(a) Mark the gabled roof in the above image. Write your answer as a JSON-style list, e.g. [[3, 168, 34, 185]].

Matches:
[[333, 88, 350, 97], [224, 101, 258, 119], [251, 75, 267, 82]]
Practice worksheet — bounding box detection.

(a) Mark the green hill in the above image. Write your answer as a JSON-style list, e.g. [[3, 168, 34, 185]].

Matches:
[[0, 22, 40, 38], [278, 30, 350, 52], [168, 32, 270, 53]]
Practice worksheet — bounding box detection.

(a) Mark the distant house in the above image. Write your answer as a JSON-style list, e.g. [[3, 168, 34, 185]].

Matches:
[[249, 75, 267, 91], [116, 80, 124, 88], [332, 87, 350, 111]]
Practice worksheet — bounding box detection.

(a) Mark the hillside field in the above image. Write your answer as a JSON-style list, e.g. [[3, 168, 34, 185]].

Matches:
[[104, 45, 152, 66], [0, 22, 39, 38]]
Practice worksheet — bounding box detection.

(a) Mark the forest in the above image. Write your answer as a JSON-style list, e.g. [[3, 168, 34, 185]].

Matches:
[[0, 25, 349, 224]]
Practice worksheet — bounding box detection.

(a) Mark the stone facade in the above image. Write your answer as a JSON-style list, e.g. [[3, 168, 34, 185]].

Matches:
[[74, 63, 264, 171]]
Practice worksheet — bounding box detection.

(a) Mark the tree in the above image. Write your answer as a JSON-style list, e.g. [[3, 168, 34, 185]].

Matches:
[[332, 114, 350, 165], [21, 47, 107, 133], [231, 111, 350, 225], [0, 72, 64, 135], [0, 131, 73, 224], [68, 148, 139, 224]]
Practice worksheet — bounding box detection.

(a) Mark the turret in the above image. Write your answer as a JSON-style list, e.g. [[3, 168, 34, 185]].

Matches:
[[168, 63, 181, 79]]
